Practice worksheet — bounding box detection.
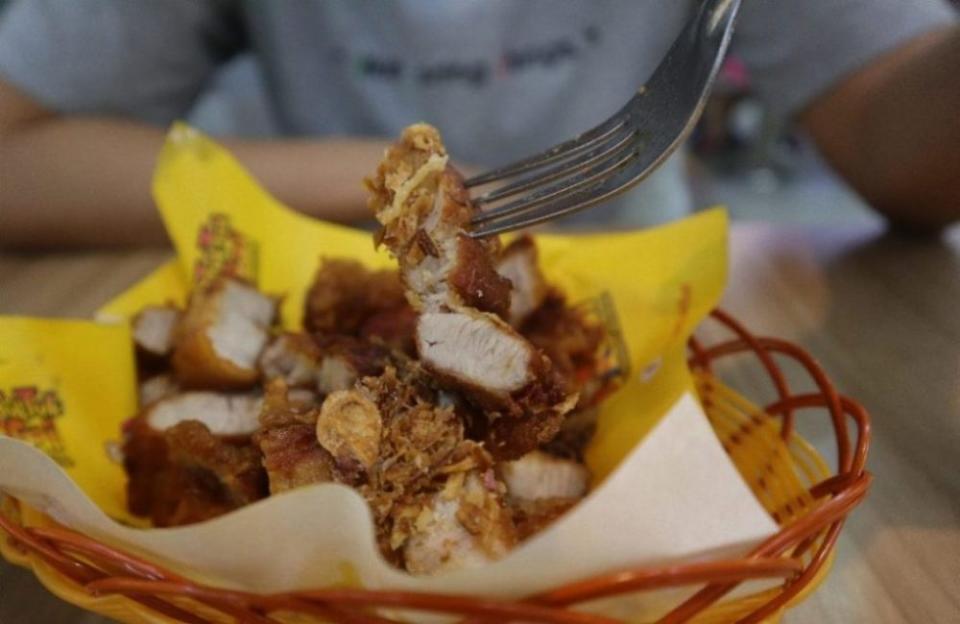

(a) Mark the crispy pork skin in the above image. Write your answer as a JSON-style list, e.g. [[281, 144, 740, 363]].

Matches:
[[304, 259, 408, 334]]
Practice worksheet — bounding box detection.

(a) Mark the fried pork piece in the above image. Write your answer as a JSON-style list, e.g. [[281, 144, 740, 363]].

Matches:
[[314, 335, 392, 395], [304, 259, 409, 335], [172, 279, 277, 389], [416, 308, 576, 459], [254, 380, 337, 493], [369, 124, 577, 458], [367, 123, 511, 317], [496, 236, 549, 327], [124, 419, 266, 527], [259, 332, 323, 388], [521, 292, 604, 382], [499, 450, 589, 501], [144, 391, 263, 437], [133, 305, 181, 359], [359, 305, 418, 355], [499, 450, 590, 541], [521, 292, 606, 408], [258, 332, 393, 395], [401, 469, 517, 575], [138, 374, 180, 407]]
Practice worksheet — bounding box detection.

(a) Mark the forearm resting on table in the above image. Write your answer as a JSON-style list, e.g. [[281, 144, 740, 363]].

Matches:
[[802, 26, 960, 232], [0, 95, 387, 247]]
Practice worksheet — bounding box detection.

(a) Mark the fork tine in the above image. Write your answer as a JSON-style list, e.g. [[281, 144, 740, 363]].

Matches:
[[470, 175, 632, 238], [463, 116, 629, 188], [471, 148, 638, 226], [473, 126, 637, 206]]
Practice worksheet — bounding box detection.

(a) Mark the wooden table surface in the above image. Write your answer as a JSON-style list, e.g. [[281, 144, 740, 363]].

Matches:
[[1, 222, 958, 623]]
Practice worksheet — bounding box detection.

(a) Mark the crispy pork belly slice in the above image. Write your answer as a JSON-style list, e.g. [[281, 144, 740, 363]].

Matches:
[[123, 417, 170, 519], [498, 450, 589, 502], [359, 305, 418, 355], [416, 309, 575, 406], [254, 380, 341, 494], [172, 279, 277, 389], [402, 471, 516, 575], [367, 123, 510, 316], [157, 421, 266, 525], [144, 392, 262, 437], [497, 236, 549, 327], [416, 310, 537, 401], [138, 374, 180, 407], [123, 419, 266, 527], [132, 305, 181, 358], [313, 335, 392, 395], [255, 423, 336, 494], [317, 390, 382, 480], [304, 259, 408, 335], [259, 332, 322, 388]]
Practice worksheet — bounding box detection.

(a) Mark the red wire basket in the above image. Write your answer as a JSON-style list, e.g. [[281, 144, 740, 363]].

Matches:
[[0, 309, 871, 623]]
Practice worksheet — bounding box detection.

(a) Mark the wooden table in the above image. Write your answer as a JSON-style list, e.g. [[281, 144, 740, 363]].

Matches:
[[1, 223, 958, 623]]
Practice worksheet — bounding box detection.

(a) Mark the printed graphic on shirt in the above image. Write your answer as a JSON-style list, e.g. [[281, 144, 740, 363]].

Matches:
[[334, 24, 602, 88]]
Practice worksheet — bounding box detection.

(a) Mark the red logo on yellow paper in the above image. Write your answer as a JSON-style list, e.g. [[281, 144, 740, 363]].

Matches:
[[0, 386, 73, 467], [193, 213, 259, 289]]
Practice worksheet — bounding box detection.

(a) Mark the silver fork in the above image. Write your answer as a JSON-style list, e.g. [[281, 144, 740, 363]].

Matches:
[[467, 0, 741, 237]]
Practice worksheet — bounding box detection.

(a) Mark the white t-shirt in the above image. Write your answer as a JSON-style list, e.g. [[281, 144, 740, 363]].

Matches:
[[0, 0, 954, 226]]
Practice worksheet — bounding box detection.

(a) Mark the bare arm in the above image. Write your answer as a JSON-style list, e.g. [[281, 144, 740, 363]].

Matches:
[[0, 80, 390, 248], [801, 26, 960, 232]]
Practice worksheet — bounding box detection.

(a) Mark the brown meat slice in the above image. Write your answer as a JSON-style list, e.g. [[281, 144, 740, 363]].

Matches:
[[172, 279, 277, 389], [496, 236, 549, 327], [359, 305, 418, 355], [366, 123, 510, 317], [521, 293, 604, 378], [416, 309, 576, 459], [133, 305, 181, 358], [124, 419, 266, 527], [144, 391, 262, 437], [304, 259, 409, 334]]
